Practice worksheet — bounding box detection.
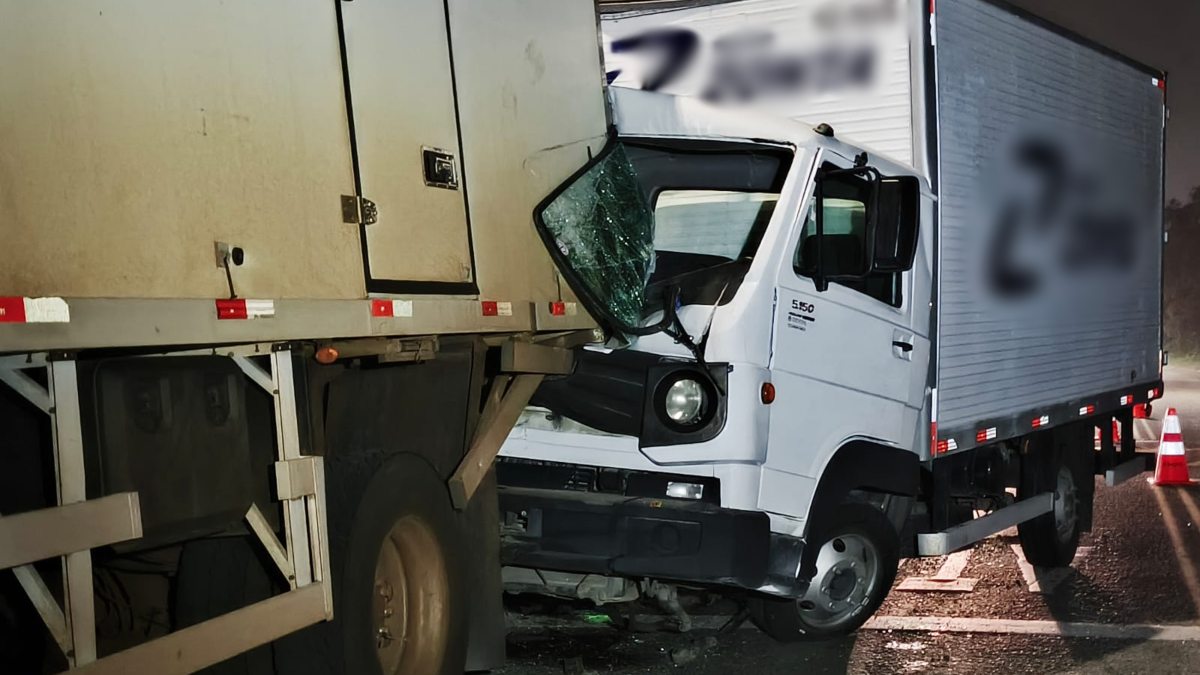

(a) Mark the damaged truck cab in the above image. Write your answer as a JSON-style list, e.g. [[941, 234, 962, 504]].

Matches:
[[497, 0, 1166, 641], [498, 88, 932, 635]]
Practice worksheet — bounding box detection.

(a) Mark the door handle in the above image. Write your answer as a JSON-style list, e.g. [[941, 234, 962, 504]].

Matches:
[[892, 329, 915, 361]]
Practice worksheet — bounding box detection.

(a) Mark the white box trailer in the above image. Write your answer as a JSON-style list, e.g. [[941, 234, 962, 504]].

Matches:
[[601, 0, 1165, 448], [493, 0, 1165, 642], [0, 1, 606, 673]]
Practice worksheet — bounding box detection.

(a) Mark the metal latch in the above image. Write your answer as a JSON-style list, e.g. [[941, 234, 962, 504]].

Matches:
[[422, 147, 459, 190], [341, 195, 378, 225]]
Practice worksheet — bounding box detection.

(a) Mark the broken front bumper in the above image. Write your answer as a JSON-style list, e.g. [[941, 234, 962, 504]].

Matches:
[[498, 486, 807, 597]]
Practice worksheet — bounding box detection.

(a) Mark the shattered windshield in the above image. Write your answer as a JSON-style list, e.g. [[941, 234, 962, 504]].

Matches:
[[535, 139, 792, 332], [537, 144, 655, 327]]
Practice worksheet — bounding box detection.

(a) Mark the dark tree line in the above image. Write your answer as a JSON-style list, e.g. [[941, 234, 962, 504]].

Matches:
[[1165, 187, 1200, 356]]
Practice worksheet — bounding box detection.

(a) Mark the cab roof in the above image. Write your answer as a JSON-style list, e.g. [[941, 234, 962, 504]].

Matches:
[[609, 87, 922, 183]]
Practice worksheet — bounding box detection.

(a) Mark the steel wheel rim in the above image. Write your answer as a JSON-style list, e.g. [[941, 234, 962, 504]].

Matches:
[[373, 516, 449, 675], [1053, 466, 1079, 543], [795, 532, 880, 630]]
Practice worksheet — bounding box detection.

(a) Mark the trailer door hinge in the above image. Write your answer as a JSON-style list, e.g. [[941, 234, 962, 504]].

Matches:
[[341, 195, 378, 226]]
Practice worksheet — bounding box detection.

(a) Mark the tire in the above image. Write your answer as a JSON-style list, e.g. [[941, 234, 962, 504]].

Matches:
[[749, 503, 899, 641], [273, 451, 467, 675], [1018, 428, 1089, 567]]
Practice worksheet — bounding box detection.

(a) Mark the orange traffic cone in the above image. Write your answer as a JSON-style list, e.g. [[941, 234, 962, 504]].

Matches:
[[1154, 408, 1195, 486]]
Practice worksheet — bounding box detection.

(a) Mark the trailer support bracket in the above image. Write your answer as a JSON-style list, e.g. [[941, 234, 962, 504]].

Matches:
[[448, 373, 544, 509]]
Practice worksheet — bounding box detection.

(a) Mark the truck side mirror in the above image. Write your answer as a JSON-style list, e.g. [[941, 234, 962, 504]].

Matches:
[[811, 166, 881, 292], [871, 176, 921, 273]]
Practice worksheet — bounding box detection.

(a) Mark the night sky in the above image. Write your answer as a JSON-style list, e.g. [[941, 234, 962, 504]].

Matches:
[[1006, 0, 1200, 202]]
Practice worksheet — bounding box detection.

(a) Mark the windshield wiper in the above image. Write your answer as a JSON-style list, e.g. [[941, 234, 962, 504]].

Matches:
[[659, 285, 726, 397]]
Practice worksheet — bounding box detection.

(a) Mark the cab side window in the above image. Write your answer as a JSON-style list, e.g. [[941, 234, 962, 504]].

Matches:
[[793, 168, 903, 307]]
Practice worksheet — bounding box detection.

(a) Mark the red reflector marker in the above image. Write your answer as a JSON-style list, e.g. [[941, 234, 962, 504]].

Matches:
[[481, 301, 512, 317], [0, 297, 28, 323], [215, 299, 274, 320], [371, 299, 412, 318], [215, 299, 248, 320], [0, 296, 70, 323], [761, 382, 776, 405], [370, 299, 392, 317]]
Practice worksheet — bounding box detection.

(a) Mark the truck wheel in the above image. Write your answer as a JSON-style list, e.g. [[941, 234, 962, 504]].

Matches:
[[274, 452, 467, 675], [1018, 433, 1084, 567], [749, 503, 899, 641]]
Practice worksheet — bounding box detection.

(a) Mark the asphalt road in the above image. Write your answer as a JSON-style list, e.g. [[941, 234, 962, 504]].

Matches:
[[497, 365, 1200, 674]]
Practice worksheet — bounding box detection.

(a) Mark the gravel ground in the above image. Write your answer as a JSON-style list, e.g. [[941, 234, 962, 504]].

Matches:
[[880, 474, 1200, 625], [497, 621, 1200, 675]]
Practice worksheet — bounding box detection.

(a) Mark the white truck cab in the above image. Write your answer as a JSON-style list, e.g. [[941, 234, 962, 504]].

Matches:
[[498, 69, 1163, 638], [499, 88, 932, 634], [498, 0, 1166, 641]]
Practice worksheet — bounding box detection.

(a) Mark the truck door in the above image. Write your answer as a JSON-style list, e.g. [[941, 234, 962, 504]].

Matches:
[[341, 0, 474, 291], [765, 151, 930, 492]]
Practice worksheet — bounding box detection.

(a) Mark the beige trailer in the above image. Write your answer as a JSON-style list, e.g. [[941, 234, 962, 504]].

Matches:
[[0, 1, 606, 673]]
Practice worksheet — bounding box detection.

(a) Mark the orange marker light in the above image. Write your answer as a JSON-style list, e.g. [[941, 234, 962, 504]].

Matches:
[[315, 346, 339, 365], [761, 382, 776, 405]]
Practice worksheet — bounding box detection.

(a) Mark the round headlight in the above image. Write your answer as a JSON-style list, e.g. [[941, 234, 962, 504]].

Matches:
[[664, 378, 706, 425]]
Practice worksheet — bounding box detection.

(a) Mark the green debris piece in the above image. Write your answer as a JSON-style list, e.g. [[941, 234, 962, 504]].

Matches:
[[583, 613, 612, 625]]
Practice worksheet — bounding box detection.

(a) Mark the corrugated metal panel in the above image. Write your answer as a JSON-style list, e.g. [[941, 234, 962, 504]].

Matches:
[[601, 0, 916, 165], [934, 0, 1164, 429]]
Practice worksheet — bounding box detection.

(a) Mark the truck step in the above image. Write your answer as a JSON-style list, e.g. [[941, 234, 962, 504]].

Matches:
[[917, 492, 1054, 556]]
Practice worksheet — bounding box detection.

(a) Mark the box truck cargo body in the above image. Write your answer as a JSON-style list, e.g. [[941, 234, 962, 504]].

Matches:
[[602, 0, 1165, 447], [0, 1, 605, 672], [496, 0, 1165, 641]]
